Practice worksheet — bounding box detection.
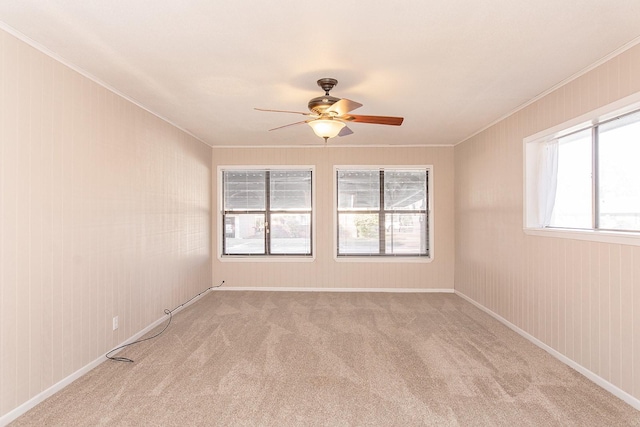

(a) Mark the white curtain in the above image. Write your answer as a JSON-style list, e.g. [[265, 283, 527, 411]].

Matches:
[[535, 140, 559, 227]]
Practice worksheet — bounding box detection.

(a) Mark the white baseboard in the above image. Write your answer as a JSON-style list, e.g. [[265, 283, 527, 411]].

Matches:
[[454, 290, 640, 411], [212, 286, 454, 293], [0, 287, 213, 427]]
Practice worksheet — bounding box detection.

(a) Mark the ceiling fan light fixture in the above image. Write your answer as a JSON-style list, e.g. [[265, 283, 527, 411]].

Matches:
[[308, 119, 345, 140]]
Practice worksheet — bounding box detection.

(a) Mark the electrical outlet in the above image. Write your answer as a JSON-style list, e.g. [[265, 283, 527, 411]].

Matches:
[[113, 316, 119, 331]]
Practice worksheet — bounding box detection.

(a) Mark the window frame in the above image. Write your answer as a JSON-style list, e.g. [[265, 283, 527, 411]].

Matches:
[[333, 165, 433, 262], [218, 166, 316, 261], [523, 91, 640, 246]]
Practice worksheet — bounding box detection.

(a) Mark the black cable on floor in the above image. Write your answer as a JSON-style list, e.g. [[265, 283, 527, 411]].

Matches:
[[106, 280, 224, 363]]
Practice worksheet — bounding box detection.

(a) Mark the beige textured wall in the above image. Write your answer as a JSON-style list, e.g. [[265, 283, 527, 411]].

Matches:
[[0, 29, 212, 417], [455, 44, 640, 400], [212, 146, 455, 289]]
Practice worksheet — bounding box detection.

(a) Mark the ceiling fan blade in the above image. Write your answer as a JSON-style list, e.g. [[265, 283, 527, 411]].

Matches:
[[342, 114, 404, 126], [326, 98, 362, 116], [268, 119, 311, 131], [338, 126, 354, 137], [255, 108, 311, 116]]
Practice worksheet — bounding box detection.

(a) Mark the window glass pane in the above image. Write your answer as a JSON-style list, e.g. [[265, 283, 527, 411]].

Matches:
[[338, 213, 379, 254], [224, 214, 265, 254], [224, 171, 265, 211], [384, 171, 427, 210], [598, 111, 640, 231], [385, 213, 427, 254], [270, 170, 312, 210], [270, 213, 311, 254], [337, 170, 380, 210], [549, 129, 592, 229]]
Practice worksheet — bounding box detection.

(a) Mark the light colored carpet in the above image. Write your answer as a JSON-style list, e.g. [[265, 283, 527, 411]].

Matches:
[[11, 291, 640, 426]]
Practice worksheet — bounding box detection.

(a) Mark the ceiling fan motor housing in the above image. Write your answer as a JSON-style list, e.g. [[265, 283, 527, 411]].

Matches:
[[308, 78, 340, 114], [308, 95, 340, 114]]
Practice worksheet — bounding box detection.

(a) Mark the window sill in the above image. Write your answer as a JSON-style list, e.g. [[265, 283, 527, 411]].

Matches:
[[218, 255, 315, 263], [524, 227, 640, 247], [334, 255, 433, 263]]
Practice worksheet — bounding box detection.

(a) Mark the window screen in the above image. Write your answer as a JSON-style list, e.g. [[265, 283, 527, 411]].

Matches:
[[222, 169, 312, 256], [337, 168, 429, 257]]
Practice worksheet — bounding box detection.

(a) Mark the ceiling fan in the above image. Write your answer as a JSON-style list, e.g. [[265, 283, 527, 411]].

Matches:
[[255, 78, 404, 142]]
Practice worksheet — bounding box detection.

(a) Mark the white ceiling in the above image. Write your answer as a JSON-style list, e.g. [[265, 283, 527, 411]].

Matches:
[[2, 1, 640, 147]]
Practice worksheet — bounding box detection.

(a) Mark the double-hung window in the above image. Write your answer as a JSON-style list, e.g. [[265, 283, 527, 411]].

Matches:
[[525, 100, 640, 244], [221, 168, 313, 256], [335, 167, 431, 258]]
